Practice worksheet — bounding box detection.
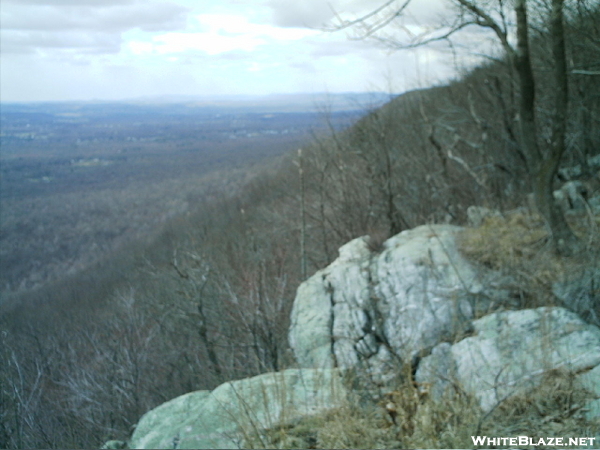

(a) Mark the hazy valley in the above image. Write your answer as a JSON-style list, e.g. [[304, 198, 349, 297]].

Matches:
[[0, 94, 374, 301]]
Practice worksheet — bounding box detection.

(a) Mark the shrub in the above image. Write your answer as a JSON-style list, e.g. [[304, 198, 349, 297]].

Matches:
[[458, 209, 600, 322]]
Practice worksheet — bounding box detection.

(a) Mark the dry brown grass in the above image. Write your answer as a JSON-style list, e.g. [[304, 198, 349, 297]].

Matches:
[[458, 209, 600, 319], [246, 367, 598, 449], [459, 211, 561, 311], [247, 369, 479, 449], [478, 370, 600, 449], [459, 211, 548, 268]]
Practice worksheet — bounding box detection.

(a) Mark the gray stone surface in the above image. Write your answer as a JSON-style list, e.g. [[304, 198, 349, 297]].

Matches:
[[554, 180, 588, 211], [416, 307, 600, 413], [577, 365, 600, 421], [288, 272, 337, 369], [553, 266, 600, 327], [100, 440, 127, 449], [129, 369, 347, 449], [290, 225, 482, 385]]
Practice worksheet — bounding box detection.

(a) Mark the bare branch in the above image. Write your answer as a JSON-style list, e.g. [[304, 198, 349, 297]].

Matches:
[[571, 69, 600, 75], [326, 0, 412, 36], [455, 0, 513, 55], [370, 20, 478, 49]]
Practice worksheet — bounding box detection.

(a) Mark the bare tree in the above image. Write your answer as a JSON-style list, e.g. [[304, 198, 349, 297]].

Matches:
[[567, 2, 600, 175], [330, 0, 581, 253], [171, 251, 224, 380]]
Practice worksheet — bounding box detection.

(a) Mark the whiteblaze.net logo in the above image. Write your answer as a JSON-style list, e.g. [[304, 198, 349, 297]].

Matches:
[[471, 436, 596, 447]]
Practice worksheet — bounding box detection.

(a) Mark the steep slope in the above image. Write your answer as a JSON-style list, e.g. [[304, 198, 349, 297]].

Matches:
[[3, 6, 600, 448], [125, 216, 600, 449]]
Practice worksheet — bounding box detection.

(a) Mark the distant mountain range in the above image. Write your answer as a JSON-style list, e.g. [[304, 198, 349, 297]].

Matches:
[[1, 92, 396, 114]]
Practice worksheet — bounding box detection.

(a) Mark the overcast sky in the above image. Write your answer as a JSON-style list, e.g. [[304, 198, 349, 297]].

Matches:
[[1, 0, 485, 102]]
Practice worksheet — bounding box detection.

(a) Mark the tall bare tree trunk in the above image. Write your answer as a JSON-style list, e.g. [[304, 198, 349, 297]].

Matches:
[[514, 0, 577, 253], [514, 0, 539, 168], [298, 148, 307, 280], [548, 0, 579, 251]]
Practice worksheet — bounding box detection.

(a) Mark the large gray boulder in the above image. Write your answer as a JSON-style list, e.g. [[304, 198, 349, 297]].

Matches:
[[578, 365, 600, 421], [129, 368, 347, 449], [289, 225, 484, 385], [553, 265, 600, 327], [415, 307, 600, 414]]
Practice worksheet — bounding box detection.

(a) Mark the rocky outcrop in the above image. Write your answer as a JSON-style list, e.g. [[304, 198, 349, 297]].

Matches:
[[290, 225, 488, 386], [558, 153, 600, 181], [415, 307, 600, 412], [290, 223, 600, 420], [128, 369, 347, 449], [122, 221, 600, 449]]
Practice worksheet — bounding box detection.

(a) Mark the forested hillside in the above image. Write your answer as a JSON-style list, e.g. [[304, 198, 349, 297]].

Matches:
[[1, 2, 599, 449]]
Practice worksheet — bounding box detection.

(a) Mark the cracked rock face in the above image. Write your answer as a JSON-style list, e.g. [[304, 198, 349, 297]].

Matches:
[[289, 225, 482, 385], [416, 307, 600, 413]]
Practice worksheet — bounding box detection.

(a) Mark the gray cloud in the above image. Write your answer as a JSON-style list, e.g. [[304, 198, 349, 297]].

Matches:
[[1, 30, 122, 54], [0, 0, 460, 102], [3, 2, 189, 32], [264, 0, 423, 29], [1, 1, 189, 54], [265, 0, 335, 28], [4, 0, 136, 5]]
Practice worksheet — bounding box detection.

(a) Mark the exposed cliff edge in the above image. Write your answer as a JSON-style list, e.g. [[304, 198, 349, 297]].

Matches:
[[124, 369, 347, 449], [289, 224, 600, 408], [289, 225, 482, 383], [116, 218, 600, 449]]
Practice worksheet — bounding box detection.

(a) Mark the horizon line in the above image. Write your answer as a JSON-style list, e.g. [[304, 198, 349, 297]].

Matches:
[[0, 91, 402, 105]]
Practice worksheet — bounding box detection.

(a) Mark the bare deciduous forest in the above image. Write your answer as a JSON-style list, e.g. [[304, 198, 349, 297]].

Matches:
[[1, 3, 599, 448]]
